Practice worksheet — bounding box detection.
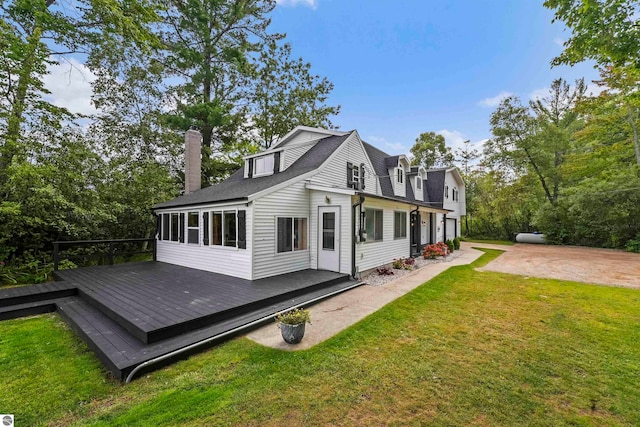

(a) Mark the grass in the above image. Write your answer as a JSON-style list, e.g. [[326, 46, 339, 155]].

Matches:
[[1, 249, 639, 426], [462, 237, 514, 246]]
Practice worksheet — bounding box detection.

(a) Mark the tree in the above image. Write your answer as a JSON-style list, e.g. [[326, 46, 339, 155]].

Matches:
[[455, 139, 479, 235], [0, 0, 159, 183], [409, 132, 454, 169], [250, 41, 341, 149], [484, 78, 586, 206], [544, 0, 640, 68], [159, 0, 279, 185]]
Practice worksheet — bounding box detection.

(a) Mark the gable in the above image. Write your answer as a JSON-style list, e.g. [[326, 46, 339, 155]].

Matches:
[[271, 126, 347, 149], [310, 131, 379, 194]]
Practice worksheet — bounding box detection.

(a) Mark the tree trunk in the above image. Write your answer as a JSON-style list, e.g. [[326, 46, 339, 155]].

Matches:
[[627, 104, 640, 173], [1, 26, 43, 183]]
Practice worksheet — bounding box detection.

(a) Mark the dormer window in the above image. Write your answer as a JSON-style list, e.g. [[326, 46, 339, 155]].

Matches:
[[254, 154, 274, 176], [416, 177, 422, 190], [445, 185, 449, 199], [397, 168, 403, 184]]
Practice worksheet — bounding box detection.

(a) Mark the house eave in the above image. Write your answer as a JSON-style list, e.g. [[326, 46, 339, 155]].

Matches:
[[152, 197, 249, 211], [361, 192, 451, 213]]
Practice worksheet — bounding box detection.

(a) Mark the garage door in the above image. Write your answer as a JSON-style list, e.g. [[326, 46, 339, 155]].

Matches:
[[446, 218, 457, 241]]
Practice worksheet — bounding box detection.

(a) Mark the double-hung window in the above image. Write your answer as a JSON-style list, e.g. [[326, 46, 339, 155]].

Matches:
[[254, 154, 274, 176], [187, 212, 199, 244], [397, 168, 403, 184], [277, 217, 308, 253], [365, 208, 383, 242], [170, 213, 179, 241], [162, 214, 170, 240], [394, 211, 407, 239]]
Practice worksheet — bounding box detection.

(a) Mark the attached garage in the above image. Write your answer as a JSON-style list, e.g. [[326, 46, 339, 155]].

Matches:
[[446, 218, 457, 240]]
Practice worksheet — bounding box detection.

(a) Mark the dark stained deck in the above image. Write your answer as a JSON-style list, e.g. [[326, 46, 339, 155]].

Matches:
[[0, 262, 360, 381]]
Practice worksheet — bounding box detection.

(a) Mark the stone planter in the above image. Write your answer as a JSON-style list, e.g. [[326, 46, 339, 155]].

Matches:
[[279, 322, 306, 344]]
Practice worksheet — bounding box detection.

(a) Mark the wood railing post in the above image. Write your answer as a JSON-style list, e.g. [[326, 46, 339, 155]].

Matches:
[[53, 242, 60, 271], [109, 242, 114, 265]]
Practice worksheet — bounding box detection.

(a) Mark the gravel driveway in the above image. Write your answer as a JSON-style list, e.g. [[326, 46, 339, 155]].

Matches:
[[471, 242, 640, 289]]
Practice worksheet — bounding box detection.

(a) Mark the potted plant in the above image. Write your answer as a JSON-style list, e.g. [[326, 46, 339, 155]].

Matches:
[[275, 308, 311, 344]]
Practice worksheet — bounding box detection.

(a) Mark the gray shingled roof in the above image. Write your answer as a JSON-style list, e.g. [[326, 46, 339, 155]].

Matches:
[[363, 141, 446, 211], [154, 133, 350, 209], [363, 142, 395, 198], [425, 169, 445, 208]]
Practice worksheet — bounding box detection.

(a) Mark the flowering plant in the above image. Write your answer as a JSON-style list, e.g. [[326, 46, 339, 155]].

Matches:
[[423, 242, 450, 259], [276, 308, 311, 325]]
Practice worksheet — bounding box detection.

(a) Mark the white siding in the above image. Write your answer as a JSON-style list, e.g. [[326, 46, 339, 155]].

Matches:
[[355, 198, 411, 273], [389, 167, 407, 198], [442, 171, 464, 238], [252, 181, 311, 279], [412, 174, 424, 201], [156, 204, 253, 280], [309, 191, 352, 275], [312, 133, 380, 195], [279, 130, 331, 147], [283, 144, 313, 170]]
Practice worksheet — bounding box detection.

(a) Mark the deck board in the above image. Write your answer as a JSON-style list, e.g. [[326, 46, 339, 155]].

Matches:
[[2, 261, 359, 380]]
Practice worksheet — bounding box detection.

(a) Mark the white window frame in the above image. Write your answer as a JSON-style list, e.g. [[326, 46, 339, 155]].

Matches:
[[397, 168, 403, 184], [208, 209, 239, 249], [170, 213, 180, 242], [276, 217, 308, 254], [353, 164, 360, 185], [394, 211, 407, 239], [364, 208, 383, 242], [254, 154, 275, 177], [187, 211, 199, 244], [416, 176, 422, 190]]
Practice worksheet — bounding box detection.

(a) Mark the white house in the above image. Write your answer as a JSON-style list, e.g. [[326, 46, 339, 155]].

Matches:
[[152, 126, 466, 280]]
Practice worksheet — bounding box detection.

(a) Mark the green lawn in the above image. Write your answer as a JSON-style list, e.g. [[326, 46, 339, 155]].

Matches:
[[1, 249, 639, 426]]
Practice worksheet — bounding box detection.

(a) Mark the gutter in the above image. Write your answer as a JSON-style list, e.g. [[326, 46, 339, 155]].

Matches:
[[124, 280, 363, 383], [351, 194, 365, 279]]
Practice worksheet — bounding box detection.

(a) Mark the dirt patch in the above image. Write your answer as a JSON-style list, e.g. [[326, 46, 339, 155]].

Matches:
[[473, 243, 640, 289]]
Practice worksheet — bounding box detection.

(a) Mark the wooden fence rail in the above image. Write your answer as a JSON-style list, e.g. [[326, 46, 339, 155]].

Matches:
[[53, 238, 156, 271]]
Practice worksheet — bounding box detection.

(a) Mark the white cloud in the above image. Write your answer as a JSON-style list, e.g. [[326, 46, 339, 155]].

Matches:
[[478, 91, 513, 107], [437, 129, 486, 155], [276, 0, 317, 9], [585, 82, 605, 97], [367, 135, 407, 153], [529, 87, 549, 101], [437, 129, 468, 153], [42, 57, 97, 116], [530, 83, 605, 102], [553, 37, 564, 47]]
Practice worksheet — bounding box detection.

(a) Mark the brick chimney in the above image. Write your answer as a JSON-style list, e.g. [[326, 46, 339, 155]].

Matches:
[[184, 129, 202, 194]]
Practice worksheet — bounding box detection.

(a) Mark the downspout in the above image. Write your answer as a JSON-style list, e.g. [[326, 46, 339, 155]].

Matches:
[[410, 206, 419, 257], [352, 194, 365, 279], [443, 213, 447, 242]]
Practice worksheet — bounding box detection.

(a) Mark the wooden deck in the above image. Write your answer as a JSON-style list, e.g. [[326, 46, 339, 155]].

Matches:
[[0, 262, 359, 381]]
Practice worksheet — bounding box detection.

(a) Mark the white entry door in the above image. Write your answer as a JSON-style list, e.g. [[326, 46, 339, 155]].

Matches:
[[421, 220, 429, 245], [318, 206, 340, 272]]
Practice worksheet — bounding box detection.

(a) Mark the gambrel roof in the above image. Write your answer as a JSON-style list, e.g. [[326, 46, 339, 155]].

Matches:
[[154, 127, 460, 212]]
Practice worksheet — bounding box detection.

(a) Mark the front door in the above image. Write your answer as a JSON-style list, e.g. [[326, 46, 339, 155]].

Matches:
[[318, 206, 340, 272]]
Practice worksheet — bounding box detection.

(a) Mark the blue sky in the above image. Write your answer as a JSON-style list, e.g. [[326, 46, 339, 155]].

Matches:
[[43, 0, 600, 156], [269, 0, 600, 155]]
